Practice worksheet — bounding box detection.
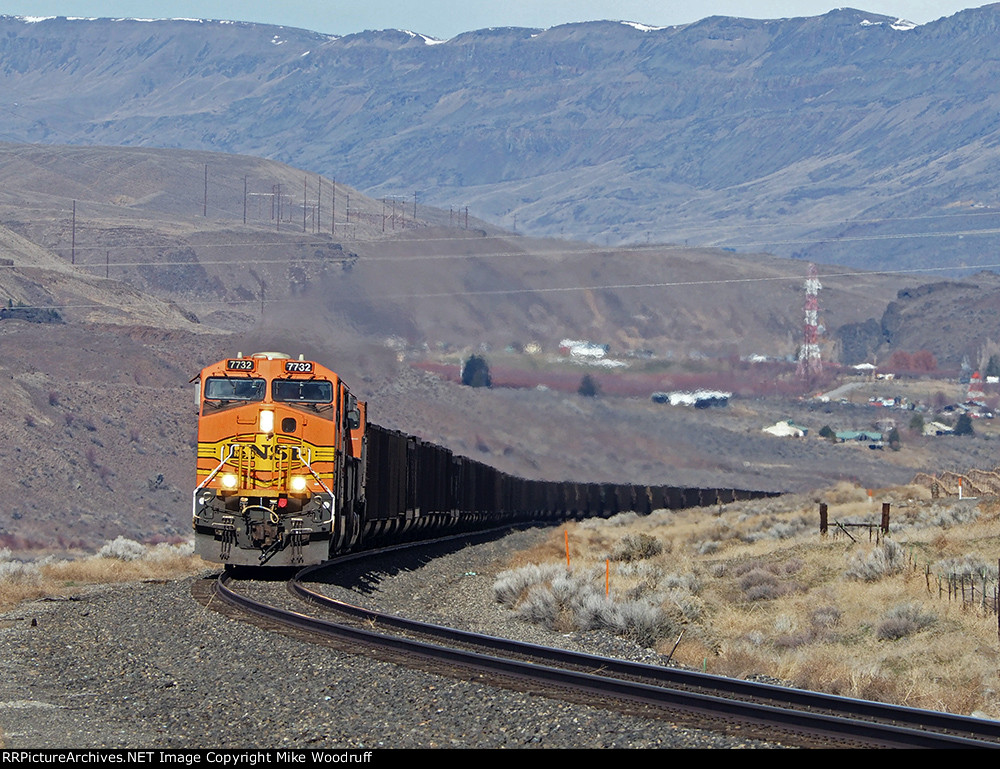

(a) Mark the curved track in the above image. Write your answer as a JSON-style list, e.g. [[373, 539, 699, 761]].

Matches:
[[200, 535, 1000, 750]]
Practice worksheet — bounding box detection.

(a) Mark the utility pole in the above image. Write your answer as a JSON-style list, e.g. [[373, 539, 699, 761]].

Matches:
[[243, 176, 247, 224], [71, 200, 76, 265], [316, 176, 321, 233], [303, 176, 307, 232], [203, 164, 208, 217]]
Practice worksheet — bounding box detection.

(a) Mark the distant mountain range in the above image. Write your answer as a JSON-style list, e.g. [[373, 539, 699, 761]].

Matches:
[[3, 8, 1000, 273]]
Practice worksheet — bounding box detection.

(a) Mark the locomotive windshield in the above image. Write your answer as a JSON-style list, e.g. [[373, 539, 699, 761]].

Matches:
[[203, 377, 266, 402], [272, 379, 333, 404]]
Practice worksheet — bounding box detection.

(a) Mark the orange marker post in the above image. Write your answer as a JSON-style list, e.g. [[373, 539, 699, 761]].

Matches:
[[565, 529, 570, 569]]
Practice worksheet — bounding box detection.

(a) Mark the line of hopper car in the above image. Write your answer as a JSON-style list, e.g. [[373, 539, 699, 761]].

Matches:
[[192, 352, 777, 567]]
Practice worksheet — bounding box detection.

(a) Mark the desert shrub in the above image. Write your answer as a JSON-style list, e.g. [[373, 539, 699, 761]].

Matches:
[[616, 560, 663, 583], [933, 554, 998, 582], [97, 537, 147, 562], [608, 600, 671, 646], [662, 588, 704, 622], [845, 540, 907, 581], [581, 511, 638, 529], [146, 541, 195, 560], [610, 533, 663, 562], [744, 581, 793, 601], [876, 602, 936, 640], [733, 560, 801, 601], [772, 614, 812, 649], [917, 503, 980, 529], [739, 567, 779, 591], [493, 563, 565, 608], [739, 568, 789, 601], [810, 605, 843, 631], [574, 592, 621, 631], [495, 562, 674, 646], [740, 515, 812, 542], [516, 584, 561, 628], [660, 570, 702, 594], [0, 558, 41, 584], [731, 558, 799, 578]]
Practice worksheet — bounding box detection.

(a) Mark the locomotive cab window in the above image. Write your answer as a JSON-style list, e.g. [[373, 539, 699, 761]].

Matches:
[[202, 377, 266, 411], [272, 379, 334, 415]]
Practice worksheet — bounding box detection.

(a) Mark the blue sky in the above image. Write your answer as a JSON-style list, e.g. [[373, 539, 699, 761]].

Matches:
[[0, 1, 990, 39]]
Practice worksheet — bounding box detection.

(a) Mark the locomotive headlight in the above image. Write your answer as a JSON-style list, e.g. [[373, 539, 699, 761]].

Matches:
[[289, 476, 308, 493], [221, 473, 238, 490], [259, 409, 274, 434]]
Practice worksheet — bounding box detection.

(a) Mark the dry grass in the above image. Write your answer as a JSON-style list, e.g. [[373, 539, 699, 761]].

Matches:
[[0, 539, 211, 613], [498, 482, 1000, 718]]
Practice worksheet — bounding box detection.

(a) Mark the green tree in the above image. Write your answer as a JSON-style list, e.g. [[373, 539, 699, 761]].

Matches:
[[818, 425, 836, 441], [908, 413, 925, 434], [887, 427, 901, 451], [578, 374, 600, 397], [461, 355, 492, 388], [954, 413, 974, 436]]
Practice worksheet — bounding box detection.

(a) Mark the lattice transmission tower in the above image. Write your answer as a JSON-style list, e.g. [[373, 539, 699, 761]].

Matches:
[[796, 263, 822, 380]]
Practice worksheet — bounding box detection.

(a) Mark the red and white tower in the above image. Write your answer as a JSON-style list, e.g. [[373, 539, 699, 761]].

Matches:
[[797, 263, 822, 379], [968, 371, 984, 402]]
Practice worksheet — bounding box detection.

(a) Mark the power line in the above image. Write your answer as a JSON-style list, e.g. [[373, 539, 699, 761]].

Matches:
[[13, 259, 1000, 313]]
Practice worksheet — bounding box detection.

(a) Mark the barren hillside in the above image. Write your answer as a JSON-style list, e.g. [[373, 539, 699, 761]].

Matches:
[[0, 144, 992, 552]]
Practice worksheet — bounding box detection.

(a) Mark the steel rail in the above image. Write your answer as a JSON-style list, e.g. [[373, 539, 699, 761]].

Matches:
[[214, 560, 1000, 749], [290, 572, 1000, 744]]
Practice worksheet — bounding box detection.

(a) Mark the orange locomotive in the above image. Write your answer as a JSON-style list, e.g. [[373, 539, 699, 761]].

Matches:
[[193, 352, 366, 566], [193, 352, 781, 567]]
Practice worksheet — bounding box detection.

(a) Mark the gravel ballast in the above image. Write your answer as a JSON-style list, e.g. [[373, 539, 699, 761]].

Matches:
[[0, 528, 785, 748]]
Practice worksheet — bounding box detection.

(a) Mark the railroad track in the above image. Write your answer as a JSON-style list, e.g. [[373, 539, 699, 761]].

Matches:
[[200, 535, 1000, 750]]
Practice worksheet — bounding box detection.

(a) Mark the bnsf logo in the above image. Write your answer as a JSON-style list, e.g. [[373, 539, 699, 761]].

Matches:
[[229, 444, 302, 461]]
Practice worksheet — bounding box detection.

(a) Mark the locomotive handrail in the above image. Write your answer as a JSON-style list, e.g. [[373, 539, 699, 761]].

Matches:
[[195, 444, 235, 493], [298, 451, 336, 525], [191, 444, 236, 519]]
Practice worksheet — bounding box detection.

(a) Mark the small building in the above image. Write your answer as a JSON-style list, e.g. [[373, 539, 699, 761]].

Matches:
[[924, 421, 954, 436], [559, 339, 609, 359], [763, 420, 807, 438], [835, 430, 883, 448], [652, 390, 730, 408]]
